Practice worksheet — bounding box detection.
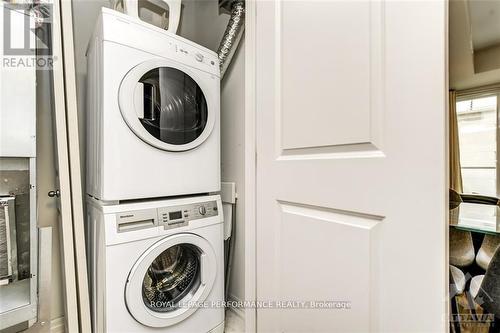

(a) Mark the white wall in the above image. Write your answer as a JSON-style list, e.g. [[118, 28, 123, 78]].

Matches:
[[220, 40, 246, 306], [179, 0, 246, 305], [36, 64, 65, 324], [72, 0, 110, 189], [71, 0, 246, 306]]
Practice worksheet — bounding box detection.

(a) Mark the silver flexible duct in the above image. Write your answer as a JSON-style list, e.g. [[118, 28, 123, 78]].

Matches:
[[217, 1, 245, 78]]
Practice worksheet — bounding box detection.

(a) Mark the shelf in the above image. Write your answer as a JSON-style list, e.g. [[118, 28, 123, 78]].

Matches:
[[0, 279, 31, 313]]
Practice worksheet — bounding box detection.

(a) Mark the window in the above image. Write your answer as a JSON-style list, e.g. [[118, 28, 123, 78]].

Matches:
[[457, 95, 498, 196]]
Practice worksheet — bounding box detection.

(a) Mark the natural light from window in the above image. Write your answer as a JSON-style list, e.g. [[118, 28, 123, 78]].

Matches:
[[457, 95, 498, 196]]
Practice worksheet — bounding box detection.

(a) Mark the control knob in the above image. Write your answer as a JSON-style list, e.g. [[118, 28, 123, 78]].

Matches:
[[198, 206, 207, 215], [195, 53, 204, 62]]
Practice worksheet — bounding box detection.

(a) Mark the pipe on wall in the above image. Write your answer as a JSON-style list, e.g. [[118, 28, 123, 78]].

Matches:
[[217, 0, 245, 78]]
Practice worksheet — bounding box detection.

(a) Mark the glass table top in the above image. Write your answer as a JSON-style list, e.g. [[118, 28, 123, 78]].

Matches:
[[449, 202, 500, 234]]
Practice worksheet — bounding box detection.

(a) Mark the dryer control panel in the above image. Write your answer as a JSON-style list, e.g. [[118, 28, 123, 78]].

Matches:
[[115, 200, 219, 233]]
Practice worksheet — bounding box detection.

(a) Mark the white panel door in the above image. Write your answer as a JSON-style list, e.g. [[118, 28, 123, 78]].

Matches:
[[255, 1, 448, 332]]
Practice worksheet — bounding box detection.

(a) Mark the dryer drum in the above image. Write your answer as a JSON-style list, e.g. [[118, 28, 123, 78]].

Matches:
[[142, 244, 200, 312], [138, 67, 208, 145]]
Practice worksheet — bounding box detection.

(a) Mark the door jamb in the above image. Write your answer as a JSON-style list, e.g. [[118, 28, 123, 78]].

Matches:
[[244, 0, 257, 331]]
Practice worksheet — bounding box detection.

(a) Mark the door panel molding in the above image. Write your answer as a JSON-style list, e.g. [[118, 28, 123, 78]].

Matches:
[[276, 200, 383, 332], [274, 1, 386, 156], [278, 200, 384, 227], [278, 142, 385, 161]]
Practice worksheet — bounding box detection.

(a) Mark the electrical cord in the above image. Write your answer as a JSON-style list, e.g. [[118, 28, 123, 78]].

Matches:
[[224, 201, 236, 301]]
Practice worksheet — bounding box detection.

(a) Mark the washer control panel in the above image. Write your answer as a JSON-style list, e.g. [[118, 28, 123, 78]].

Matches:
[[115, 200, 219, 233], [158, 200, 219, 230]]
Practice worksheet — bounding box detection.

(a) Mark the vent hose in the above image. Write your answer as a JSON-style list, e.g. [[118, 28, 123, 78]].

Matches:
[[217, 1, 245, 78]]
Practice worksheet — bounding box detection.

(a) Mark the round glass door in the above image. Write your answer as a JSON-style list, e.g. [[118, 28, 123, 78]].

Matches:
[[138, 67, 208, 145], [142, 244, 201, 312], [125, 233, 217, 328], [119, 59, 215, 152]]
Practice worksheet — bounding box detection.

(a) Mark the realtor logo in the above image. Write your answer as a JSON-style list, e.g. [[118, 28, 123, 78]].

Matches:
[[2, 1, 53, 69]]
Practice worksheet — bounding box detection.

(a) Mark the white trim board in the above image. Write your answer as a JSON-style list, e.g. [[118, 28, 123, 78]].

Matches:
[[244, 0, 257, 332], [50, 0, 80, 330], [59, 0, 92, 330]]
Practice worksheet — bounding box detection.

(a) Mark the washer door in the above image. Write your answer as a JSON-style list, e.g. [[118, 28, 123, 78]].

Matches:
[[125, 233, 217, 328], [119, 59, 215, 151]]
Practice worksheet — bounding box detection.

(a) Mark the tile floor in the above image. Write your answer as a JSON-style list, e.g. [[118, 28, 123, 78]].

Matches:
[[224, 309, 245, 333]]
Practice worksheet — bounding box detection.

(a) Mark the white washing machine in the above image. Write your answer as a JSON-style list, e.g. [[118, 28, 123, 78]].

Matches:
[[86, 8, 220, 201], [87, 194, 224, 332]]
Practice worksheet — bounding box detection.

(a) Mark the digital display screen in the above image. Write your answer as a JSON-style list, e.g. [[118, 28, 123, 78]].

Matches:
[[169, 211, 182, 220]]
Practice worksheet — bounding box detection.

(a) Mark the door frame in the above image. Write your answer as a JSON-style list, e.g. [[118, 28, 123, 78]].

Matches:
[[52, 0, 91, 331], [50, 0, 79, 329], [244, 1, 450, 332], [244, 0, 257, 331], [456, 86, 500, 198]]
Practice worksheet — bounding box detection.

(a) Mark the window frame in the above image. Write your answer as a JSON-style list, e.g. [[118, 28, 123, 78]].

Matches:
[[456, 90, 500, 197]]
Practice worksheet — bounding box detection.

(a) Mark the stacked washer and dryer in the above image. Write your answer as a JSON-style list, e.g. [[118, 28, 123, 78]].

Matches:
[[86, 5, 224, 333]]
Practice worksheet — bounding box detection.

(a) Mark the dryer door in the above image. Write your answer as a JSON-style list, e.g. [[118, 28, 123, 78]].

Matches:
[[119, 59, 216, 151], [125, 233, 217, 328]]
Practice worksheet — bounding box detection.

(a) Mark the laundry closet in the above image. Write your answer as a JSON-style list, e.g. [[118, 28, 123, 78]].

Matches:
[[72, 0, 249, 332]]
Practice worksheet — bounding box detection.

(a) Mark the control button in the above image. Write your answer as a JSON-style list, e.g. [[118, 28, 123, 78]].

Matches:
[[198, 206, 207, 215], [195, 53, 204, 62], [213, 206, 218, 211]]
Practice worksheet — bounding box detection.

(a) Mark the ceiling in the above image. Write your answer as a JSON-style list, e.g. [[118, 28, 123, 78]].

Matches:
[[449, 0, 500, 90], [469, 0, 500, 50]]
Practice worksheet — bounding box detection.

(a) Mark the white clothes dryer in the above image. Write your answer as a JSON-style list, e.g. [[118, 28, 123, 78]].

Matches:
[[86, 8, 220, 201]]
